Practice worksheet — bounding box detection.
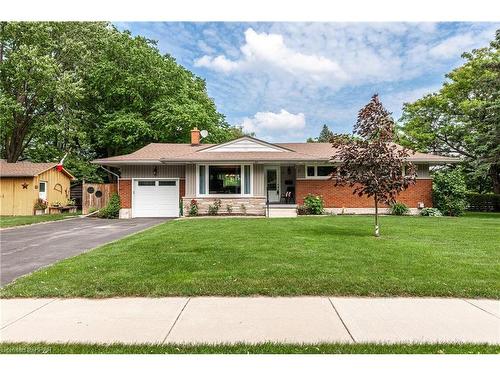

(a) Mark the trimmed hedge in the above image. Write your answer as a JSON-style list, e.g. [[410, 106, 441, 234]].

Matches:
[[466, 193, 500, 212]]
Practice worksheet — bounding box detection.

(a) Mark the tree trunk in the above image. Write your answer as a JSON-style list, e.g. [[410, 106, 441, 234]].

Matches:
[[490, 164, 500, 194], [374, 194, 380, 237]]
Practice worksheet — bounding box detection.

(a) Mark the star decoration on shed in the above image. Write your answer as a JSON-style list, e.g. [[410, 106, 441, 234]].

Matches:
[[21, 182, 29, 189]]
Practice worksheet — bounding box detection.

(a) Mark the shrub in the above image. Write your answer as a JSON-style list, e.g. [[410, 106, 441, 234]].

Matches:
[[97, 193, 121, 219], [465, 192, 500, 212], [303, 194, 325, 215], [420, 207, 442, 217], [390, 202, 410, 215], [66, 198, 76, 206], [188, 199, 198, 216], [226, 204, 233, 214], [34, 198, 48, 210], [432, 168, 467, 216], [296, 205, 309, 215], [88, 207, 98, 214], [208, 199, 221, 216]]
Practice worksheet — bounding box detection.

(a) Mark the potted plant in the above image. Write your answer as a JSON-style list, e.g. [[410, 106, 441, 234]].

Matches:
[[66, 198, 77, 213], [48, 201, 63, 214], [34, 199, 48, 215]]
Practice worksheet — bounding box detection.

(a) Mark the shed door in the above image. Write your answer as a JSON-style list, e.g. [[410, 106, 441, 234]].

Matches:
[[39, 181, 47, 201], [133, 180, 179, 217]]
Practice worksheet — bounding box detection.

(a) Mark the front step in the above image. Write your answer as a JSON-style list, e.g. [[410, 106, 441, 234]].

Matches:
[[267, 206, 298, 218]]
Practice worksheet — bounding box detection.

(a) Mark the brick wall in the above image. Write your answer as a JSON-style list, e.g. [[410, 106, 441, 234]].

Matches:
[[118, 179, 132, 208], [296, 179, 432, 208]]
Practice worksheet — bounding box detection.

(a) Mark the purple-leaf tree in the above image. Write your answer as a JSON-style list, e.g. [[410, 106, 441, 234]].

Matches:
[[331, 94, 417, 237]]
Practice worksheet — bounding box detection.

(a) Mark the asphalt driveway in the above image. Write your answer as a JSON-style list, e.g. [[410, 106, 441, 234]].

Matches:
[[0, 217, 168, 285]]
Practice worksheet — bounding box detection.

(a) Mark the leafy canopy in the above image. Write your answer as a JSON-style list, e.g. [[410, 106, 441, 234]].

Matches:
[[0, 22, 238, 180], [332, 94, 417, 236], [399, 30, 500, 193]]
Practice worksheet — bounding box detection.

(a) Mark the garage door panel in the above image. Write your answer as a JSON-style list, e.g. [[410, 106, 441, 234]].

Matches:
[[133, 180, 179, 217]]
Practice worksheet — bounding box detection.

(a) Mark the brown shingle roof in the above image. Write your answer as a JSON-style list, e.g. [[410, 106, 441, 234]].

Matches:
[[0, 160, 74, 178], [93, 139, 461, 165]]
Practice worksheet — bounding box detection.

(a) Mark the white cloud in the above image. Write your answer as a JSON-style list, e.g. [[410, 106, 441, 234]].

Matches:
[[429, 33, 478, 59], [195, 28, 347, 80], [239, 109, 306, 139], [195, 55, 239, 72]]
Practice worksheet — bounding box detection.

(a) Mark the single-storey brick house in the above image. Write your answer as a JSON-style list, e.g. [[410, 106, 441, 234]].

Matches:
[[93, 128, 459, 218]]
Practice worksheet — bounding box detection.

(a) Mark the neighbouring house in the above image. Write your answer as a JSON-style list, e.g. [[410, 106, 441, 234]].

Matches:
[[92, 128, 460, 218], [0, 160, 75, 216]]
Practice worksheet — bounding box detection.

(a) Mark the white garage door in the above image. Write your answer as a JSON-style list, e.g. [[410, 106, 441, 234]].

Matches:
[[133, 179, 179, 217]]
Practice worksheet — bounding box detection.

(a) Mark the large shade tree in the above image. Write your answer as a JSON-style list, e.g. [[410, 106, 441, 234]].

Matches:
[[0, 22, 238, 180], [332, 95, 417, 237], [399, 30, 499, 193]]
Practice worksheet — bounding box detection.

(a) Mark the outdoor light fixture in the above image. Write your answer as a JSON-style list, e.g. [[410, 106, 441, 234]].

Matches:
[[153, 166, 158, 177]]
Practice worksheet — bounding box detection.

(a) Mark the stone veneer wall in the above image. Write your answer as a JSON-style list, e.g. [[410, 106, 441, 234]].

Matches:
[[182, 197, 266, 216]]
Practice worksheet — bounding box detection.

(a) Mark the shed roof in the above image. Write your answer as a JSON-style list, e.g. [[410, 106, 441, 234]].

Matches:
[[0, 160, 75, 179]]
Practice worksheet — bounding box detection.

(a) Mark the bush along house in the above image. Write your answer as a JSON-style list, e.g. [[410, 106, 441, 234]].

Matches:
[[92, 128, 460, 218]]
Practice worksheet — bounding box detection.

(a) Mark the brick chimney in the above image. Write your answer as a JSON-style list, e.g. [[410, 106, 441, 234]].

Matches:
[[190, 127, 201, 146]]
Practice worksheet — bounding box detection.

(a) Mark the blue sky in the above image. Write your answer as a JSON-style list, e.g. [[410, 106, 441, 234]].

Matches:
[[116, 22, 498, 142]]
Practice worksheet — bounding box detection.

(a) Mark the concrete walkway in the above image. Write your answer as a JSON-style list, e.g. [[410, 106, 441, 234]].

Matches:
[[1, 297, 498, 345]]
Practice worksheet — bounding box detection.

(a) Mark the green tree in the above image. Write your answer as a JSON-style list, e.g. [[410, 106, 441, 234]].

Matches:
[[307, 124, 334, 142], [432, 168, 468, 216], [1, 22, 238, 180], [399, 30, 500, 193]]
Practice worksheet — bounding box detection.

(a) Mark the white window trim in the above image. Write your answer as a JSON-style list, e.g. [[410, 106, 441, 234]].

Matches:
[[304, 165, 336, 179], [196, 163, 253, 198], [38, 180, 48, 200]]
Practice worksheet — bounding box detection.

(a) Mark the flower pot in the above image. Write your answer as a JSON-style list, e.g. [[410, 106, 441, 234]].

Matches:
[[35, 209, 45, 215]]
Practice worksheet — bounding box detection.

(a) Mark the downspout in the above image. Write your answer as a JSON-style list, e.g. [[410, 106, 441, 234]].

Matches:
[[99, 165, 120, 195]]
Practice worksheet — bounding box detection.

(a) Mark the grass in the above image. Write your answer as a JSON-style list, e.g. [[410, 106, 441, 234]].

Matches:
[[0, 342, 498, 354], [0, 212, 80, 228], [1, 215, 499, 298]]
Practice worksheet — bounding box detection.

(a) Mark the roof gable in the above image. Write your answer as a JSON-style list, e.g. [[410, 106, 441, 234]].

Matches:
[[200, 136, 292, 153], [0, 160, 75, 179]]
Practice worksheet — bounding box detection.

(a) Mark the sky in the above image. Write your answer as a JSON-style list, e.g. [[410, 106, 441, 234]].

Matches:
[[116, 22, 498, 142]]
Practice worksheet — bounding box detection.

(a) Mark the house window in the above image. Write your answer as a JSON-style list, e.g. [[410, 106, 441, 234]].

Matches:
[[159, 180, 176, 186], [199, 165, 206, 194], [306, 165, 336, 178], [138, 180, 155, 186], [209, 165, 241, 194], [244, 165, 251, 194], [197, 164, 252, 196], [317, 166, 336, 176]]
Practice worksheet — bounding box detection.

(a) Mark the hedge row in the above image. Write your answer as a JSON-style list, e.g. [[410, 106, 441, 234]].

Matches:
[[465, 193, 500, 212]]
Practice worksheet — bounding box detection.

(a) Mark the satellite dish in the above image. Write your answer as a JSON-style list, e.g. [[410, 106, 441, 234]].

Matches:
[[200, 130, 209, 138]]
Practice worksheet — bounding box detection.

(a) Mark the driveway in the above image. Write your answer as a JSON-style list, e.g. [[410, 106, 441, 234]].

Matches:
[[0, 217, 168, 285]]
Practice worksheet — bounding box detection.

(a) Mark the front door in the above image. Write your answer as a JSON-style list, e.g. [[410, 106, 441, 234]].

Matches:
[[39, 181, 47, 201], [265, 167, 280, 203]]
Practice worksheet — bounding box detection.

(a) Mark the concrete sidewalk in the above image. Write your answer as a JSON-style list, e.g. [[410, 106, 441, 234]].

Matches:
[[1, 297, 499, 345]]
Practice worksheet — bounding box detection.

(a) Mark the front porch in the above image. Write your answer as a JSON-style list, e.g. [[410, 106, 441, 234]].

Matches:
[[264, 164, 299, 205], [266, 203, 298, 218]]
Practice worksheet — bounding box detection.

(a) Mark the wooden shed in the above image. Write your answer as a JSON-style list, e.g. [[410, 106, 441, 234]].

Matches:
[[0, 160, 75, 216]]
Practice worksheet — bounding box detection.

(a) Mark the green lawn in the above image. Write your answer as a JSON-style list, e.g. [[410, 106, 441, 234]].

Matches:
[[1, 215, 499, 298], [0, 342, 498, 354], [0, 212, 80, 228]]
